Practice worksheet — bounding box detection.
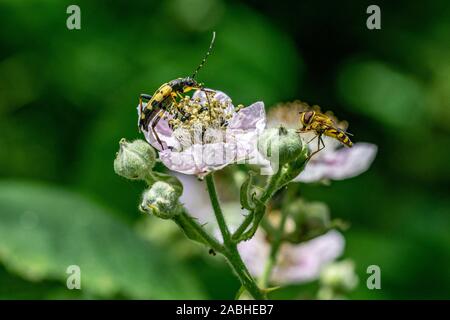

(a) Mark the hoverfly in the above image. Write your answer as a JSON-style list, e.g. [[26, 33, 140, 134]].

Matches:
[[138, 32, 217, 149], [298, 109, 353, 158]]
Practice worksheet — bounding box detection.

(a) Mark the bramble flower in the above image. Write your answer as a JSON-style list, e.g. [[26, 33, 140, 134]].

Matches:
[[138, 90, 267, 178], [239, 230, 345, 284], [268, 101, 377, 183]]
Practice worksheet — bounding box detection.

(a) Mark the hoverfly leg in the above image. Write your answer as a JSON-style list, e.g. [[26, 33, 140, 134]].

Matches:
[[307, 134, 325, 160], [318, 134, 325, 152], [344, 130, 354, 136], [306, 134, 317, 144]]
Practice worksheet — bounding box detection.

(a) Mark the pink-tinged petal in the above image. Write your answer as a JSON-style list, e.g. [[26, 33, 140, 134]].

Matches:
[[137, 103, 178, 151], [272, 230, 345, 284], [144, 117, 178, 151], [175, 173, 214, 224], [228, 101, 266, 132], [238, 231, 271, 278], [193, 89, 232, 104], [239, 230, 345, 285], [296, 143, 377, 183], [192, 89, 235, 115], [174, 173, 249, 243], [160, 142, 241, 177]]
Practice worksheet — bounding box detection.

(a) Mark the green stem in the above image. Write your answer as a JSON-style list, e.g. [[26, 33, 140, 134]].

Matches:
[[205, 174, 231, 245], [225, 244, 266, 300], [174, 210, 224, 254], [232, 169, 283, 242], [205, 174, 265, 300]]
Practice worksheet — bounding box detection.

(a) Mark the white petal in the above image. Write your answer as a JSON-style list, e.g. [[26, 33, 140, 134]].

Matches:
[[238, 231, 271, 278], [238, 230, 345, 285], [175, 173, 214, 224], [137, 103, 178, 152], [193, 89, 232, 105], [159, 142, 238, 177], [174, 173, 249, 243], [158, 103, 268, 176], [272, 230, 345, 284], [228, 101, 266, 132], [296, 142, 377, 183], [192, 89, 235, 115]]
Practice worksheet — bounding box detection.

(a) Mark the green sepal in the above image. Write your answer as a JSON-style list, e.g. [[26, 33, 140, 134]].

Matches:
[[240, 171, 257, 210], [278, 146, 309, 188]]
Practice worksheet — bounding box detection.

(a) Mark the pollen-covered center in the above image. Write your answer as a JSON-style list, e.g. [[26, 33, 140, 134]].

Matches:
[[167, 94, 234, 131], [164, 93, 243, 149]]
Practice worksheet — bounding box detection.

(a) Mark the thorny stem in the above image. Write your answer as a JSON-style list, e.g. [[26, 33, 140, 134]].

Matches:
[[205, 174, 266, 300], [205, 174, 231, 245], [174, 210, 224, 254]]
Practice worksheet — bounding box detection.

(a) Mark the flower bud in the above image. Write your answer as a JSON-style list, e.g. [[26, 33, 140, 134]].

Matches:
[[320, 259, 359, 292], [114, 139, 156, 180], [258, 126, 305, 168], [139, 181, 180, 219], [288, 199, 330, 230], [283, 199, 332, 243]]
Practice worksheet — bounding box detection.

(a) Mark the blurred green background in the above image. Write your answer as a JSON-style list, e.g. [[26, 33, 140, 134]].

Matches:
[[0, 0, 449, 299]]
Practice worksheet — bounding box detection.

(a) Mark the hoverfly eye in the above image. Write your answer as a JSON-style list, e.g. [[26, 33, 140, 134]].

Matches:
[[303, 111, 314, 124]]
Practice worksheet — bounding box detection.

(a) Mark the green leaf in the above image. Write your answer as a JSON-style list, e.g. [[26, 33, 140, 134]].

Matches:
[[0, 181, 205, 299], [0, 264, 84, 300]]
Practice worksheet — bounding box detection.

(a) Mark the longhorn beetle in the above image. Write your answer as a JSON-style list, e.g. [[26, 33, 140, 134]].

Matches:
[[138, 32, 217, 149]]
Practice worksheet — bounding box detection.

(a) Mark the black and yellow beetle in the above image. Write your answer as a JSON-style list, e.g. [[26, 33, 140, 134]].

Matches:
[[138, 32, 216, 148]]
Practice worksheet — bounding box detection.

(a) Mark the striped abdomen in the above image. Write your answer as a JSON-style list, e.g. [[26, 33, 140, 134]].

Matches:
[[324, 128, 353, 147]]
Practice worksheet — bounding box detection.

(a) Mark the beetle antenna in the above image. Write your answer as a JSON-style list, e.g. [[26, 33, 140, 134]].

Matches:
[[191, 31, 216, 79]]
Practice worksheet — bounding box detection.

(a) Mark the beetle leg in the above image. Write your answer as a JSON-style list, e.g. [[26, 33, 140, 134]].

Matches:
[[196, 87, 213, 120], [150, 110, 165, 150], [176, 91, 185, 100]]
